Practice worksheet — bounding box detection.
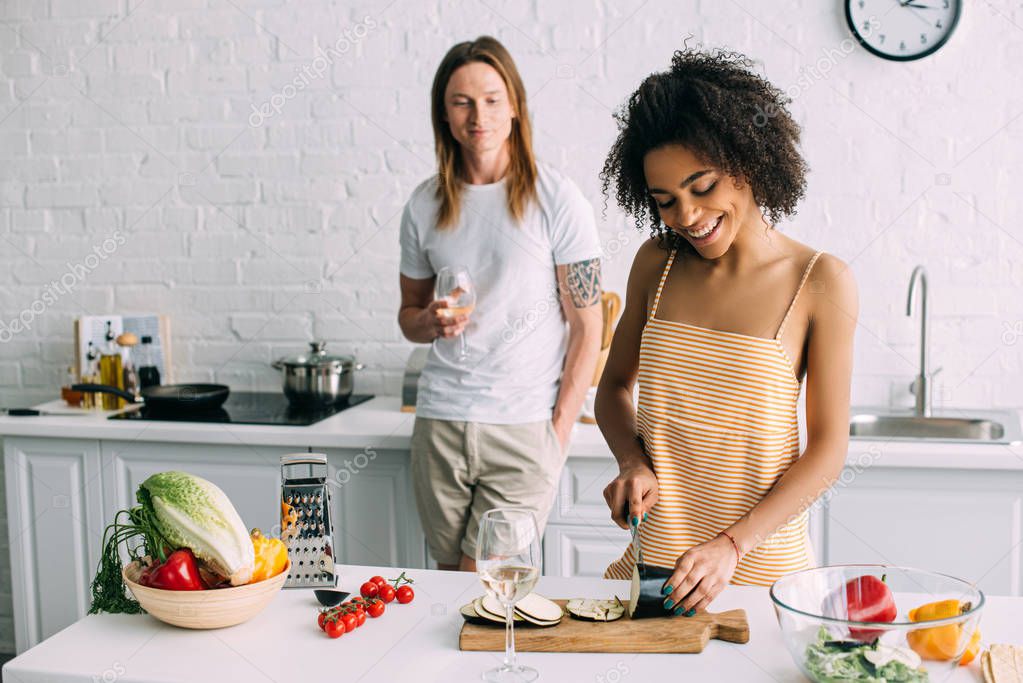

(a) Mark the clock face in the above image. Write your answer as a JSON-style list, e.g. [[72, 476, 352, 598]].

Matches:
[[846, 0, 961, 61]]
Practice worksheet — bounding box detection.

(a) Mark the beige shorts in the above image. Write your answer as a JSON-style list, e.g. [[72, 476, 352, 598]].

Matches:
[[410, 417, 566, 565]]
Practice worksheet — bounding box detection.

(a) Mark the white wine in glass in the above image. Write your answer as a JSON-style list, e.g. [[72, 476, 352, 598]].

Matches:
[[476, 508, 542, 683], [435, 265, 476, 362]]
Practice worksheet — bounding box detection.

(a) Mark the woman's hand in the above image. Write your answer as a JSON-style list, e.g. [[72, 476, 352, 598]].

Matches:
[[661, 534, 739, 615], [602, 462, 659, 529], [423, 299, 470, 339]]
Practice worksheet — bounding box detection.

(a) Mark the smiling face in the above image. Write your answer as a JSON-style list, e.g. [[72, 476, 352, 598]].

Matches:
[[443, 61, 516, 156], [644, 144, 760, 260]]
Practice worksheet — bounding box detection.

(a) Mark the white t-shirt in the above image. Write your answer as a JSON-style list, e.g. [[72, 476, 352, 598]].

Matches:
[[399, 162, 602, 424]]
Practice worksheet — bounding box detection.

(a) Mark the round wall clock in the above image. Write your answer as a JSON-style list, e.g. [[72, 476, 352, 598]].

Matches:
[[845, 0, 961, 61]]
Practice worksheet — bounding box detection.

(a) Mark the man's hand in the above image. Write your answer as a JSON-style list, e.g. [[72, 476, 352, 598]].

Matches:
[[551, 415, 572, 452], [427, 299, 471, 339]]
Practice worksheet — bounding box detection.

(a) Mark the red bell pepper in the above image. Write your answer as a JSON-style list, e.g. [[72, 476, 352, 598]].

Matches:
[[139, 549, 204, 591], [836, 574, 897, 641]]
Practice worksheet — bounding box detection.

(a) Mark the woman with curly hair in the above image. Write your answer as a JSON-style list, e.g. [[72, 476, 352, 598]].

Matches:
[[597, 47, 858, 614]]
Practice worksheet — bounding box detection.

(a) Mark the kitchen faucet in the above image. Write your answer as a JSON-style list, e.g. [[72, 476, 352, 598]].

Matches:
[[906, 265, 941, 417]]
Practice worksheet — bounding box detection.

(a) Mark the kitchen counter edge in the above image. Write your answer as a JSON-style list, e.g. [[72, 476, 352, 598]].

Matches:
[[2, 396, 1022, 467]]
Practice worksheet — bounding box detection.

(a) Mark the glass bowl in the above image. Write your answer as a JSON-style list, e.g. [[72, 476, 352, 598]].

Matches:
[[770, 565, 984, 682]]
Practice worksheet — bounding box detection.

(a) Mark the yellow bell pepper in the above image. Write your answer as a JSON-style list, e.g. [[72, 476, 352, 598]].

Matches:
[[906, 599, 981, 666], [249, 528, 288, 583]]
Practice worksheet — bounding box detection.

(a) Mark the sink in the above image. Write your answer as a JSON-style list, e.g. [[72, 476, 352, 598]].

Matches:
[[852, 267, 1023, 445], [849, 410, 1023, 444]]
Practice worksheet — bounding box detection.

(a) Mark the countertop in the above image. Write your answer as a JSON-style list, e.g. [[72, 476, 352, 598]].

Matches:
[[2, 396, 1023, 468], [3, 563, 1011, 683], [0, 396, 619, 455]]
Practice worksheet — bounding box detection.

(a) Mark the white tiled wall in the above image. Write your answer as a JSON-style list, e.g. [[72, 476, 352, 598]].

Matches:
[[1, 0, 1021, 653]]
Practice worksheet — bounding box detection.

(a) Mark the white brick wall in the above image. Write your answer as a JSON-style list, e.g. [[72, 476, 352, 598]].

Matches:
[[1, 0, 1022, 654]]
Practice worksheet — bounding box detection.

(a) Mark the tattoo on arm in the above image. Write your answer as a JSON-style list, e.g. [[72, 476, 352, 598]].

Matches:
[[565, 258, 602, 308]]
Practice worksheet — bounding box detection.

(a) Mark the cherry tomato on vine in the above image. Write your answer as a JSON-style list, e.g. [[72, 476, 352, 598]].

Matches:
[[396, 585, 415, 604], [340, 612, 357, 632], [324, 619, 345, 638]]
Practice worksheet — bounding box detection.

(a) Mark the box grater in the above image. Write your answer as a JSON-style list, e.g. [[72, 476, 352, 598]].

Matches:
[[280, 453, 338, 588]]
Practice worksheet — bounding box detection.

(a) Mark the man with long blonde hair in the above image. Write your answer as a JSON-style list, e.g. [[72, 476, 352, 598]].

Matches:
[[398, 36, 603, 572]]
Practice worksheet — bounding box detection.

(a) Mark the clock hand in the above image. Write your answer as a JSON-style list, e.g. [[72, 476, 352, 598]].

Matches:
[[901, 2, 937, 27]]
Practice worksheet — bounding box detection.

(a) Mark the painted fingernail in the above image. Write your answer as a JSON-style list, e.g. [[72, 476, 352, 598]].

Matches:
[[663, 599, 674, 610], [643, 512, 648, 522], [674, 606, 685, 616], [661, 584, 673, 595], [686, 608, 696, 617], [631, 515, 639, 527]]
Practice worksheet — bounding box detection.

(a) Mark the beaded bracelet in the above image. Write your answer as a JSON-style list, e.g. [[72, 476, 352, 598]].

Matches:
[[719, 531, 742, 565]]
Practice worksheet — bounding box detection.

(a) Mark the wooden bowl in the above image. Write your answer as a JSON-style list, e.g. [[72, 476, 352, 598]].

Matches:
[[123, 560, 289, 629]]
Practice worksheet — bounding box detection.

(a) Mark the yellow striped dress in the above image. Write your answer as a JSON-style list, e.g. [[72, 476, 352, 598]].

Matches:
[[605, 249, 823, 586]]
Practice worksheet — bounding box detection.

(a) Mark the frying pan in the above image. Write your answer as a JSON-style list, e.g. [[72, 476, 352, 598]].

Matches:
[[72, 383, 230, 412]]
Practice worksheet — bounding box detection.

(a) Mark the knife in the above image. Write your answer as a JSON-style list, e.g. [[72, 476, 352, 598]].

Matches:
[[631, 515, 644, 573]]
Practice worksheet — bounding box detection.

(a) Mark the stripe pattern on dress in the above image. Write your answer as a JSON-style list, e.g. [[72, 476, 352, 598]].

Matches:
[[604, 250, 822, 586]]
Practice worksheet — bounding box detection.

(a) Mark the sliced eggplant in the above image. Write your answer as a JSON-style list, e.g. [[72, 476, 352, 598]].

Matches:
[[472, 594, 560, 627], [516, 612, 562, 627], [566, 598, 626, 622], [514, 593, 563, 623], [481, 594, 559, 626], [474, 596, 524, 623], [629, 562, 675, 619], [460, 602, 492, 625]]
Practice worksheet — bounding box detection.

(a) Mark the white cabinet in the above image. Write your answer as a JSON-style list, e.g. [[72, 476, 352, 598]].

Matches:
[[99, 441, 283, 535], [550, 454, 1023, 595], [11, 429, 1023, 657], [543, 525, 631, 578], [549, 455, 620, 526], [3, 438, 430, 654], [103, 441, 427, 580], [3, 438, 105, 652], [98, 442, 427, 573], [544, 456, 633, 577], [320, 448, 426, 571], [818, 466, 1023, 596]]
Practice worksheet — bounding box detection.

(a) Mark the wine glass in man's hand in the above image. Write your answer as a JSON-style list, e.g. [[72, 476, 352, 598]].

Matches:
[[434, 265, 476, 362]]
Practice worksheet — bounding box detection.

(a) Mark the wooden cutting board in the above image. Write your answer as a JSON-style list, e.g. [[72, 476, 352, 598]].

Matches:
[[458, 600, 749, 654]]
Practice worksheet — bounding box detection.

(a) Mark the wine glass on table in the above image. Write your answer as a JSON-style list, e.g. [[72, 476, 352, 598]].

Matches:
[[476, 508, 542, 683], [434, 265, 476, 362]]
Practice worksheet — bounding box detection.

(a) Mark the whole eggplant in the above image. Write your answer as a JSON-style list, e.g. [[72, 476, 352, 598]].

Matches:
[[629, 563, 676, 618]]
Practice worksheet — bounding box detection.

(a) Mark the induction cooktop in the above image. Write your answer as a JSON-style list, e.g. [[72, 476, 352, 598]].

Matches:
[[108, 391, 374, 426]]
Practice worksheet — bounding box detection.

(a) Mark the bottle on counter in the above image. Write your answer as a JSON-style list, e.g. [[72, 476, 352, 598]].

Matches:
[[81, 342, 100, 410], [98, 321, 124, 410], [60, 366, 83, 408], [137, 335, 161, 388], [116, 332, 140, 402]]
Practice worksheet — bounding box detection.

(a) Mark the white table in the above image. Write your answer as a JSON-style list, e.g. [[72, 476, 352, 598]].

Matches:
[[3, 564, 1010, 682]]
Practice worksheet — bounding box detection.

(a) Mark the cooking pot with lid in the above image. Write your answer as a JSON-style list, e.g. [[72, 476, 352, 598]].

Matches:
[[272, 341, 363, 406]]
